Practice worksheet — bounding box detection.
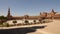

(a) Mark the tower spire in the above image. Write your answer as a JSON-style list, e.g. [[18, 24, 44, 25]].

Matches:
[[8, 8, 10, 16], [51, 9, 54, 12], [7, 8, 12, 20]]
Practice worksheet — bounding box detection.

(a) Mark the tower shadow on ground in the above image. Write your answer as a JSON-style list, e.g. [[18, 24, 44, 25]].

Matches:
[[0, 25, 47, 34]]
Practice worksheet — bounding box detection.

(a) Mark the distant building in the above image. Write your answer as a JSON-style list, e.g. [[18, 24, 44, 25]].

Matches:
[[7, 8, 12, 20], [5, 8, 60, 24], [6, 8, 60, 20]]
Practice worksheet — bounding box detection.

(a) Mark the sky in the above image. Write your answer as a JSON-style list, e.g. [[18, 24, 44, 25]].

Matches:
[[0, 0, 60, 16]]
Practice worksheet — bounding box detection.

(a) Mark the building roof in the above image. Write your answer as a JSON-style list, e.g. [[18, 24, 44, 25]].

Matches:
[[54, 14, 60, 17], [12, 16, 40, 20]]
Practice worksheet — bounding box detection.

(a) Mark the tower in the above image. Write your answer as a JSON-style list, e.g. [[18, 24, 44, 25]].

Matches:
[[7, 8, 12, 20], [7, 8, 10, 17], [40, 12, 42, 15], [50, 9, 55, 19], [52, 9, 54, 12]]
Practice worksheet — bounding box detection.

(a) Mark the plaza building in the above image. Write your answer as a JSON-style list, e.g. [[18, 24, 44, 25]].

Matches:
[[5, 8, 60, 24]]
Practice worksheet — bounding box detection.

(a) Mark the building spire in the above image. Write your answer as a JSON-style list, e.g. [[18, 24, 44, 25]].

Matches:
[[8, 8, 10, 16], [7, 8, 12, 20], [51, 9, 54, 12]]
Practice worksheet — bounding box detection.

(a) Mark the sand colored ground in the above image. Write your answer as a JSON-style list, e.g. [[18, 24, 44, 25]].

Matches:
[[0, 19, 60, 34], [28, 20, 60, 34]]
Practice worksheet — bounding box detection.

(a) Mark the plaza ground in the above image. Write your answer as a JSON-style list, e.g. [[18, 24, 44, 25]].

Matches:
[[0, 19, 60, 34], [28, 20, 60, 34]]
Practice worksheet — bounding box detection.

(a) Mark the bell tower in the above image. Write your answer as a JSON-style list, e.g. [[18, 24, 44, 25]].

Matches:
[[7, 8, 12, 20], [7, 8, 10, 17], [50, 9, 56, 19]]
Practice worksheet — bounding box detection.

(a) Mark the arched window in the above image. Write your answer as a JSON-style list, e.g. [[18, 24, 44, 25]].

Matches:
[[13, 20, 17, 25], [33, 20, 36, 23], [25, 20, 29, 24]]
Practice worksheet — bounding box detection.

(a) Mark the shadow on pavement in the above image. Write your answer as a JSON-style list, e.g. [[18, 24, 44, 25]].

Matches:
[[0, 25, 47, 34]]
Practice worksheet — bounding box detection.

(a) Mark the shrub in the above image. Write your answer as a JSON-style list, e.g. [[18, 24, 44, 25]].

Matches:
[[3, 23, 9, 27]]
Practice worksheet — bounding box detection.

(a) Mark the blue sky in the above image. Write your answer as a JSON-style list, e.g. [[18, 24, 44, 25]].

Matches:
[[0, 0, 60, 16]]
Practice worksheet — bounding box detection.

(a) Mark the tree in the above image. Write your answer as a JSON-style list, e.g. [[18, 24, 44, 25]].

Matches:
[[13, 20, 17, 25], [0, 16, 7, 24]]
